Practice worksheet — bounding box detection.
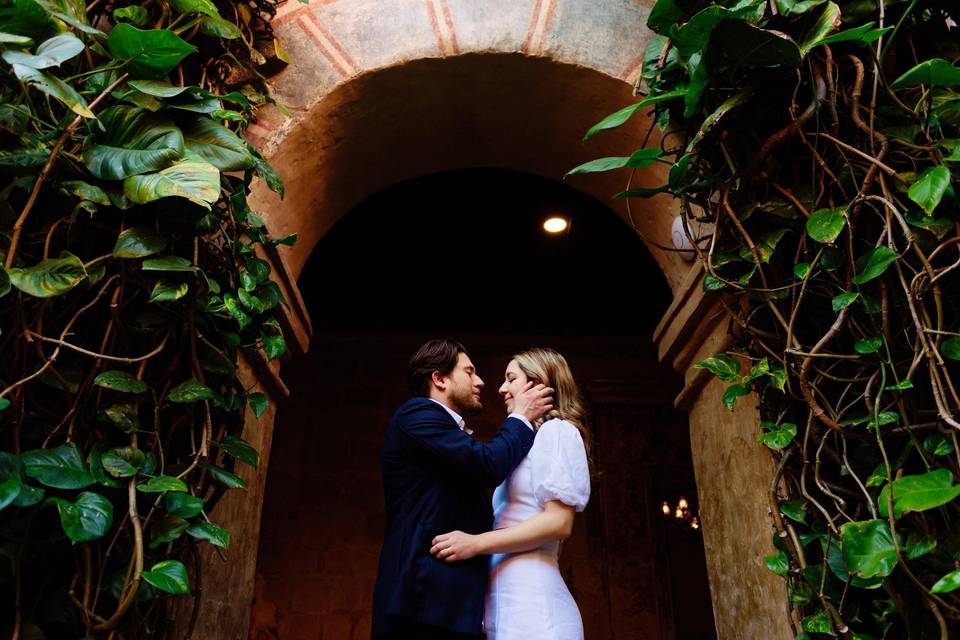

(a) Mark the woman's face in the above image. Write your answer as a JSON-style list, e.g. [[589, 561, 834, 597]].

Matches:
[[498, 359, 529, 413]]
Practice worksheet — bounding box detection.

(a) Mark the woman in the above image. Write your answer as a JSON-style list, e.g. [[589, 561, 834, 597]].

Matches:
[[430, 347, 591, 640]]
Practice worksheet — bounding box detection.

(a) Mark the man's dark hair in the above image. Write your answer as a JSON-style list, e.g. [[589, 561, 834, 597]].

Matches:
[[408, 339, 467, 396]]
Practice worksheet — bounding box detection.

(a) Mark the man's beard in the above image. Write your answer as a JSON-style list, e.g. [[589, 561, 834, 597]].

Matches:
[[453, 388, 483, 418]]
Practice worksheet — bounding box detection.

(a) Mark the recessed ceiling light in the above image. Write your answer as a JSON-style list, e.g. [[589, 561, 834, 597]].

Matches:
[[543, 217, 568, 234]]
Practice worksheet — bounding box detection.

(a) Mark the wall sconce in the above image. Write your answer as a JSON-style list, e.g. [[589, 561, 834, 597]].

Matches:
[[661, 495, 700, 530]]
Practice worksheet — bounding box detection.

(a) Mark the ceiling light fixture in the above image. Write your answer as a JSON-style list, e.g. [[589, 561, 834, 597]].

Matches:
[[543, 217, 568, 234]]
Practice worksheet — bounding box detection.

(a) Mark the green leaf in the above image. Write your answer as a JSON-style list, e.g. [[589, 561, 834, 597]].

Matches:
[[218, 436, 259, 469], [246, 142, 284, 197], [722, 383, 750, 410], [855, 337, 882, 354], [823, 536, 883, 589], [141, 559, 190, 595], [687, 87, 753, 151], [812, 22, 891, 47], [941, 337, 960, 361], [124, 160, 221, 209], [757, 421, 797, 450], [866, 463, 887, 488], [245, 257, 271, 283], [582, 90, 686, 141], [878, 469, 960, 519], [104, 402, 139, 431], [565, 148, 663, 176], [841, 519, 897, 579], [669, 2, 766, 56], [883, 379, 913, 391], [869, 411, 899, 429], [1, 33, 84, 68], [107, 24, 196, 79], [148, 279, 188, 303], [0, 31, 33, 45], [60, 180, 111, 205], [905, 532, 936, 560], [806, 207, 846, 243], [773, 0, 826, 15], [793, 262, 810, 280], [853, 246, 898, 285], [0, 452, 23, 511], [21, 443, 93, 489], [149, 514, 188, 548], [11, 64, 94, 117], [164, 492, 203, 517], [712, 20, 802, 69], [890, 59, 960, 90], [204, 465, 246, 490], [684, 53, 710, 118], [907, 166, 951, 214], [223, 292, 251, 328], [142, 255, 196, 272], [113, 226, 168, 258], [8, 252, 87, 298], [693, 354, 741, 382], [46, 492, 113, 543], [923, 433, 953, 456], [82, 106, 184, 180], [166, 0, 219, 17], [738, 229, 788, 264], [801, 610, 832, 634], [126, 79, 194, 97], [247, 392, 268, 418], [831, 291, 858, 312], [764, 551, 789, 576], [186, 520, 230, 548], [262, 333, 285, 361], [35, 0, 103, 35], [113, 5, 148, 25], [780, 499, 807, 523], [101, 447, 145, 477], [904, 210, 953, 239], [198, 15, 241, 39], [168, 379, 214, 403], [931, 570, 960, 594], [647, 0, 682, 32], [182, 117, 255, 171], [94, 370, 147, 393], [797, 1, 840, 56], [87, 443, 122, 487], [0, 0, 58, 41], [138, 475, 188, 493]]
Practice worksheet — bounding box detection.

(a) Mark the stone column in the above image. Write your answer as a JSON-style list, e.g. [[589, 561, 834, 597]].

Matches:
[[653, 263, 792, 640]]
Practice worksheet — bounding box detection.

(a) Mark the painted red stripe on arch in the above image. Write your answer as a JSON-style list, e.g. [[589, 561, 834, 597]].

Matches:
[[439, 0, 459, 55], [425, 0, 447, 55], [523, 0, 545, 55], [534, 0, 557, 56]]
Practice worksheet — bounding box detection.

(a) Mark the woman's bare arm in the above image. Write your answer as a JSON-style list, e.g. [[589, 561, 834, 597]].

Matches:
[[430, 500, 575, 562]]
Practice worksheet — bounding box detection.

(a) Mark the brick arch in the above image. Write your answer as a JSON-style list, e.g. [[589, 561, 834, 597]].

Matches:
[[246, 0, 691, 291]]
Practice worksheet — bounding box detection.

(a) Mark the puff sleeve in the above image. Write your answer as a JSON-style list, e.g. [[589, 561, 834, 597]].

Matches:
[[530, 419, 590, 512]]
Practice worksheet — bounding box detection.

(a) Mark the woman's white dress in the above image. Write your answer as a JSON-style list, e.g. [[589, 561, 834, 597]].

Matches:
[[485, 418, 591, 640]]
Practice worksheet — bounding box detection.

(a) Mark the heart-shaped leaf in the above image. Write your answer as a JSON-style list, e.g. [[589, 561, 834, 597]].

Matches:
[[907, 166, 951, 214], [46, 491, 113, 543], [806, 207, 846, 243], [204, 465, 246, 490], [138, 475, 188, 493], [931, 570, 960, 594], [113, 226, 168, 258], [890, 59, 960, 90], [8, 252, 86, 298], [164, 492, 203, 517], [878, 469, 960, 518], [94, 370, 148, 393], [167, 379, 214, 403], [166, 0, 219, 17], [21, 443, 93, 489], [141, 559, 190, 594], [182, 117, 254, 171], [1, 33, 84, 68], [11, 64, 93, 117], [101, 446, 146, 477], [107, 24, 196, 79], [198, 15, 241, 39], [841, 519, 897, 579], [757, 421, 797, 450], [149, 514, 189, 548], [186, 521, 229, 548], [853, 246, 898, 285], [149, 279, 189, 303], [124, 160, 220, 209], [218, 436, 259, 469], [247, 392, 268, 418], [82, 106, 184, 180], [565, 148, 663, 176]]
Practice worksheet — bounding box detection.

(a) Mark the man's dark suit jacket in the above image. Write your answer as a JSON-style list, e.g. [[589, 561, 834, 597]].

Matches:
[[371, 397, 535, 638]]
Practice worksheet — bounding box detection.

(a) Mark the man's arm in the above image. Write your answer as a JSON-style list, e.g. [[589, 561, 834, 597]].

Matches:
[[397, 383, 553, 487]]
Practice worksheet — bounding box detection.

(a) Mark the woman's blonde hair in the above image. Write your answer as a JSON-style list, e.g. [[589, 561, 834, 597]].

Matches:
[[512, 347, 591, 462]]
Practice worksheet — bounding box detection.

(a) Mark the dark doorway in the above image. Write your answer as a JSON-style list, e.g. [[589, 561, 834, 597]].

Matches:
[[250, 169, 716, 639]]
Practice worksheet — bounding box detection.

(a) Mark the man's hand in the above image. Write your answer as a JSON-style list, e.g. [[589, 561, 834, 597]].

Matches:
[[430, 530, 482, 562], [512, 381, 554, 423]]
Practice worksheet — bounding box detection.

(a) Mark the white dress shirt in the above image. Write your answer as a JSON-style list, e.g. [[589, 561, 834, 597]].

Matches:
[[428, 398, 533, 435]]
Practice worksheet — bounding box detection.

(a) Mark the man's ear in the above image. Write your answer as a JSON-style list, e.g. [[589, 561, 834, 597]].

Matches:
[[430, 370, 447, 391]]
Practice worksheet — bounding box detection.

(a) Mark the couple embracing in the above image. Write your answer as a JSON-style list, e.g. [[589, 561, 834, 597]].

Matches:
[[372, 339, 591, 640]]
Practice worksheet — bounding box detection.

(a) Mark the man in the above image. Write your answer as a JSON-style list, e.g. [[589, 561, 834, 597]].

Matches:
[[371, 339, 553, 639]]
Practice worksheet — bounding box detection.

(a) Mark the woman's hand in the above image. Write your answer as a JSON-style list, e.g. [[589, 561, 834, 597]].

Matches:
[[430, 530, 482, 562]]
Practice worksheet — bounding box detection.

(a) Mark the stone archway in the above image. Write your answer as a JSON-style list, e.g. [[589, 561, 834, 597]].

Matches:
[[183, 2, 793, 639]]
